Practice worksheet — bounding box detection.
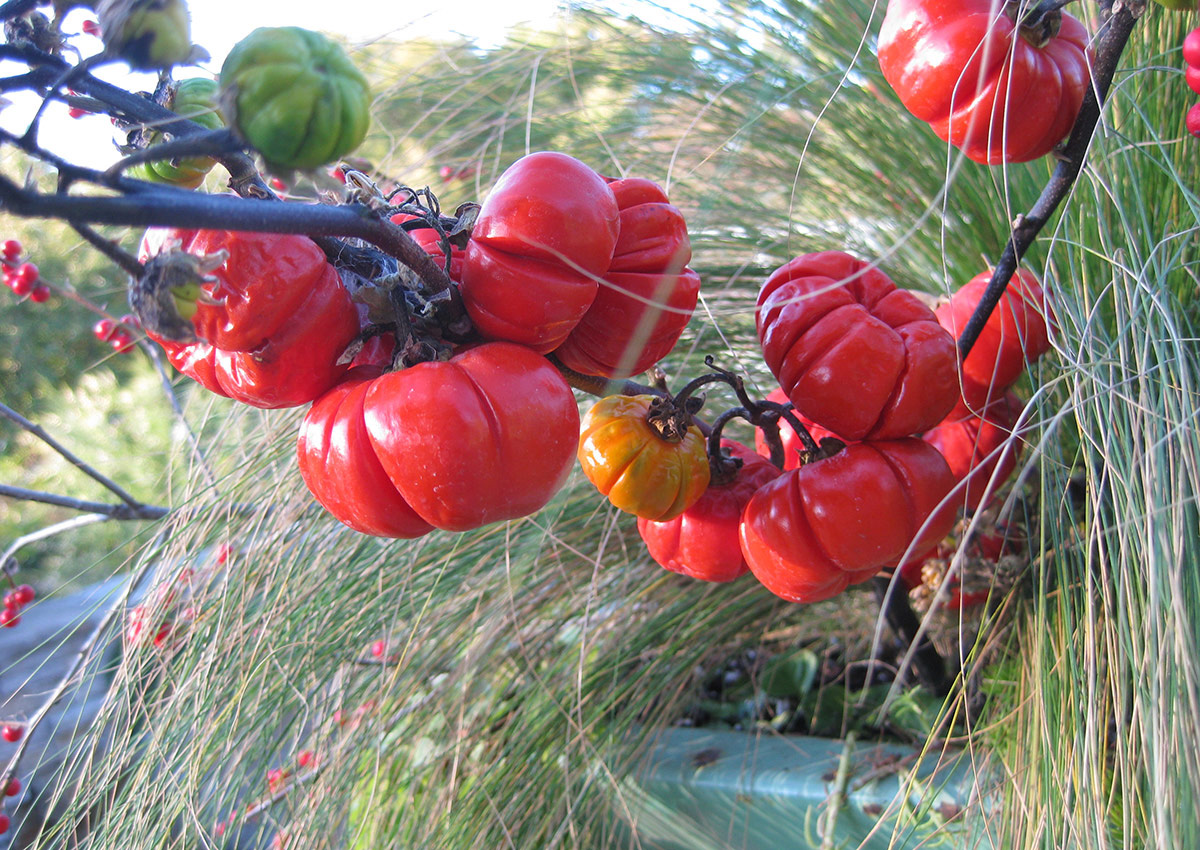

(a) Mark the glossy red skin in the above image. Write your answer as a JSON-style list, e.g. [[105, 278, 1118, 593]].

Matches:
[[740, 439, 956, 603], [460, 241, 600, 353], [459, 153, 618, 352], [757, 251, 958, 441], [1188, 103, 1200, 138], [362, 342, 580, 531], [469, 151, 619, 276], [936, 268, 1051, 407], [753, 388, 845, 470], [923, 391, 1023, 511], [637, 440, 781, 582], [878, 0, 1091, 164], [605, 176, 669, 207], [142, 229, 358, 408], [1184, 28, 1200, 68], [296, 368, 433, 538], [554, 176, 698, 378], [1186, 66, 1200, 96], [554, 269, 701, 378], [607, 178, 691, 274]]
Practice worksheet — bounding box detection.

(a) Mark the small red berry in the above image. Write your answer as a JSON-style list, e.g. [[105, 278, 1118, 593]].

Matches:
[[2, 240, 21, 262], [439, 165, 454, 181], [1, 725, 22, 743], [152, 621, 173, 648], [2, 592, 16, 611], [1188, 102, 1200, 138], [297, 750, 315, 768], [4, 777, 20, 796], [29, 284, 50, 303], [12, 586, 33, 606], [8, 274, 32, 297], [110, 330, 136, 353], [1184, 28, 1200, 68], [370, 639, 386, 658], [269, 177, 287, 192], [93, 318, 116, 341], [0, 812, 9, 835], [81, 19, 101, 37], [0, 609, 19, 628], [266, 767, 291, 792], [1187, 65, 1200, 96], [214, 821, 226, 838], [118, 313, 142, 330], [15, 263, 38, 286]]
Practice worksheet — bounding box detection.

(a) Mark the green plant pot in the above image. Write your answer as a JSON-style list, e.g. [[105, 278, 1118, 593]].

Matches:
[[622, 728, 994, 850]]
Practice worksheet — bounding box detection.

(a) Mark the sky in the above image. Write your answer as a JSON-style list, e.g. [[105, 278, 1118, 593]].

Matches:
[[0, 0, 569, 169]]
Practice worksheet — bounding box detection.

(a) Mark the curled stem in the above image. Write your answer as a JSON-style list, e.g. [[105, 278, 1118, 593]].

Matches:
[[705, 406, 752, 484]]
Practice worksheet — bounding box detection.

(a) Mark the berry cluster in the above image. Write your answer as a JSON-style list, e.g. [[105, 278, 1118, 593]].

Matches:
[[0, 774, 18, 835], [93, 315, 141, 355], [1, 721, 23, 837], [4, 236, 149, 355], [1, 584, 35, 629], [2, 240, 50, 303], [1184, 28, 1200, 137], [2, 579, 33, 834]]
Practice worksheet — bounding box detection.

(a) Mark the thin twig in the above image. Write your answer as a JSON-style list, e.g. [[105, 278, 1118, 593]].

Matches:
[[68, 221, 143, 277], [548, 355, 665, 398], [103, 129, 243, 180], [0, 514, 110, 573], [957, 0, 1146, 360], [820, 731, 856, 850], [871, 577, 948, 696], [0, 0, 41, 21], [0, 174, 457, 296], [0, 401, 149, 509], [0, 484, 169, 520], [141, 342, 218, 491]]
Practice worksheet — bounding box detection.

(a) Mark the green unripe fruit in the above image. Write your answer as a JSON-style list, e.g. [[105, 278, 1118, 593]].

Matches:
[[97, 0, 195, 70], [218, 27, 371, 171], [130, 77, 223, 188]]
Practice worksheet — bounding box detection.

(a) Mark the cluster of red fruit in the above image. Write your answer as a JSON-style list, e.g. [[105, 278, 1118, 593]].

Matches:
[[1, 583, 35, 629], [210, 748, 318, 840], [92, 315, 141, 354], [2, 240, 50, 303], [123, 547, 231, 653], [0, 723, 23, 833], [1183, 27, 1200, 137], [131, 150, 1051, 609], [626, 254, 1051, 605], [136, 152, 699, 538], [3, 237, 141, 355], [0, 773, 18, 836], [1, 583, 33, 834]]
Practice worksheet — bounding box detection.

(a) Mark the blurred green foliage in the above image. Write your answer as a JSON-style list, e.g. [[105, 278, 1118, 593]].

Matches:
[[0, 182, 178, 588]]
